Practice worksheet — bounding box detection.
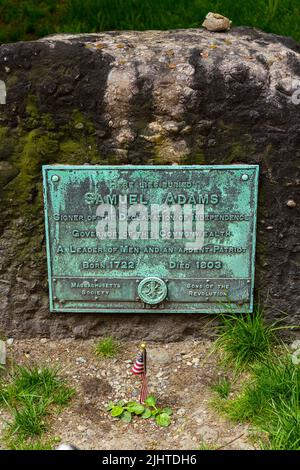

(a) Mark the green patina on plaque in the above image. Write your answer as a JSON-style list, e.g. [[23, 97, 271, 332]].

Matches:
[[42, 165, 259, 313]]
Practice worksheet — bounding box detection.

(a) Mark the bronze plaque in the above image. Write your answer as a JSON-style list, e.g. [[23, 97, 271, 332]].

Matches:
[[43, 165, 259, 313]]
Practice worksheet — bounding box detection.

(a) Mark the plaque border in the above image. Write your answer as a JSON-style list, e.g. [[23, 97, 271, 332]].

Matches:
[[42, 164, 259, 314]]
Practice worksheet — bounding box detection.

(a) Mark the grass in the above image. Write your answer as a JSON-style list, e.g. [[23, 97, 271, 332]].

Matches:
[[198, 440, 218, 450], [0, 364, 75, 444], [213, 307, 279, 371], [0, 364, 75, 407], [212, 308, 300, 450], [8, 396, 49, 438], [219, 354, 300, 450], [212, 376, 231, 399], [94, 336, 120, 358], [6, 436, 58, 450], [0, 0, 299, 43]]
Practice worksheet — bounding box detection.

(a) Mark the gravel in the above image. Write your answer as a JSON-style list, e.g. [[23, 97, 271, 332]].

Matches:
[[0, 338, 255, 450]]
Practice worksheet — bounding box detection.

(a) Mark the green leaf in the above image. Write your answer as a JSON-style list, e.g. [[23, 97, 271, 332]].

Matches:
[[156, 412, 171, 427], [121, 411, 132, 423], [111, 405, 124, 417], [145, 395, 157, 407], [151, 409, 159, 416], [132, 404, 145, 415], [162, 407, 173, 416], [126, 401, 137, 408], [106, 401, 114, 411], [126, 402, 145, 414], [117, 400, 126, 407], [127, 402, 139, 412], [141, 408, 152, 419]]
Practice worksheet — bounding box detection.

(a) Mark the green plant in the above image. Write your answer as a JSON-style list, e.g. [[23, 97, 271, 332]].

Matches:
[[94, 337, 120, 358], [220, 353, 300, 450], [106, 395, 172, 427], [0, 364, 75, 406], [198, 440, 218, 450], [213, 307, 278, 371], [7, 396, 49, 438], [259, 395, 300, 450], [212, 377, 231, 399], [5, 435, 59, 450], [0, 364, 75, 441], [0, 1, 299, 43]]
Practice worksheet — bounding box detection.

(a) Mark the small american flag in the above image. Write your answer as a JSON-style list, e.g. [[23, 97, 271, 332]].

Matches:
[[132, 344, 148, 404]]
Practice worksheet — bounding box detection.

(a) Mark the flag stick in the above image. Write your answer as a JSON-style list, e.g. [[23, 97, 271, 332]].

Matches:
[[131, 342, 148, 404]]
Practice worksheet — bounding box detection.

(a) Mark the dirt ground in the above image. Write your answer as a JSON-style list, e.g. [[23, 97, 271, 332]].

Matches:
[[0, 338, 255, 450]]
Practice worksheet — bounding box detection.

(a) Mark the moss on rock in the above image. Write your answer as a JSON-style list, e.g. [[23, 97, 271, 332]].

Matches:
[[1, 99, 101, 222]]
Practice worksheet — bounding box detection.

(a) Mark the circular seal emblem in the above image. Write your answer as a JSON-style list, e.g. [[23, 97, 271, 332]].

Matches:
[[137, 277, 167, 305]]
